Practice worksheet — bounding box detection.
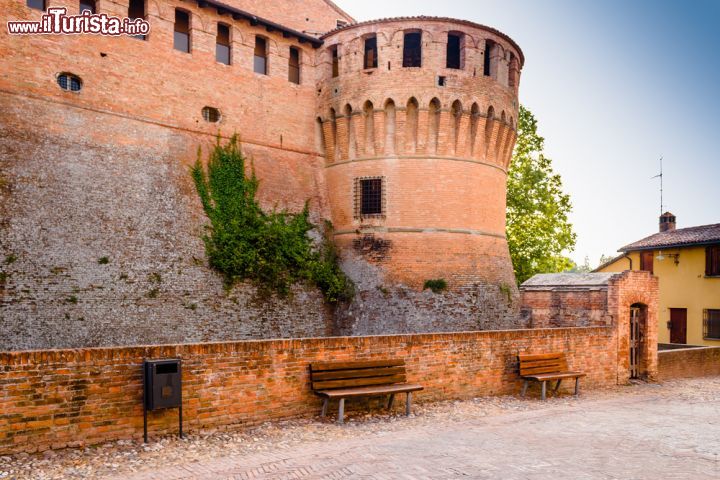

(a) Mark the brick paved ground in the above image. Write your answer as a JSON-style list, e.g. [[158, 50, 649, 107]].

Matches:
[[5, 378, 720, 479], [107, 380, 719, 480]]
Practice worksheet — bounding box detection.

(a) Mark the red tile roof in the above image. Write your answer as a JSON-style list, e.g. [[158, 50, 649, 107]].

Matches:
[[620, 223, 720, 252]]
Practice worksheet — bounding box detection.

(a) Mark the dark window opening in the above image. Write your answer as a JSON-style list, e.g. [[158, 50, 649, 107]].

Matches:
[[704, 309, 720, 340], [57, 73, 82, 92], [202, 106, 221, 123], [289, 47, 300, 84], [437, 76, 446, 87], [403, 32, 422, 67], [640, 250, 654, 275], [331, 46, 339, 77], [128, 0, 146, 40], [216, 23, 231, 65], [173, 9, 190, 53], [27, 0, 45, 10], [483, 39, 495, 76], [79, 0, 96, 13], [707, 245, 720, 276], [446, 33, 462, 69], [336, 19, 348, 28], [254, 37, 268, 74], [364, 36, 378, 69], [360, 178, 383, 216]]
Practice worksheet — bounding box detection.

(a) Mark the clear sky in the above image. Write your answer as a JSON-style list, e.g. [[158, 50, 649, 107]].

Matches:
[[334, 0, 720, 267]]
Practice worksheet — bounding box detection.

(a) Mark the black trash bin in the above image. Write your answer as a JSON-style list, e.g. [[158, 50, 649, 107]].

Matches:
[[143, 359, 182, 442]]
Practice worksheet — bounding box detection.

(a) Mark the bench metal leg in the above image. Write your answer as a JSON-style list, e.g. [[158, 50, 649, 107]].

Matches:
[[405, 392, 412, 416], [554, 380, 562, 393], [521, 380, 529, 397], [387, 394, 395, 410], [337, 398, 345, 424], [575, 377, 580, 397], [541, 381, 547, 400], [321, 398, 328, 417]]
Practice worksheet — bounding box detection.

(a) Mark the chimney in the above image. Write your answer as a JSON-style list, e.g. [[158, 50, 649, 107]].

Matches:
[[659, 212, 676, 232]]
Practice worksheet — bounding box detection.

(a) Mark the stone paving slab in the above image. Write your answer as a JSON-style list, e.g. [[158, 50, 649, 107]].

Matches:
[[104, 386, 720, 480]]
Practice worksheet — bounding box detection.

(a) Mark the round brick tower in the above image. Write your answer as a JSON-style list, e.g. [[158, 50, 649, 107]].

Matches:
[[317, 17, 523, 291]]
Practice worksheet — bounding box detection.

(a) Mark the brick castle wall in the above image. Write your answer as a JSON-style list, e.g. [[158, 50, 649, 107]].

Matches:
[[0, 2, 532, 346], [521, 289, 611, 328], [0, 326, 617, 455]]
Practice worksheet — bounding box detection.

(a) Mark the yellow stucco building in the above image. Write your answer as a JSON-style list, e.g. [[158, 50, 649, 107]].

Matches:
[[596, 213, 720, 346]]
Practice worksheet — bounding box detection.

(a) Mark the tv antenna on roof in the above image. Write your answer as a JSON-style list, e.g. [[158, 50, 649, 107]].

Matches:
[[651, 156, 664, 216]]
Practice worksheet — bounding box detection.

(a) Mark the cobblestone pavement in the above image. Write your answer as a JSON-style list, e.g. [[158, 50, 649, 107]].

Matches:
[[4, 378, 720, 479]]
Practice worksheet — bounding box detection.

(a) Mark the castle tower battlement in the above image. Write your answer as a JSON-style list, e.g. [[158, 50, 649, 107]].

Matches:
[[316, 18, 524, 289]]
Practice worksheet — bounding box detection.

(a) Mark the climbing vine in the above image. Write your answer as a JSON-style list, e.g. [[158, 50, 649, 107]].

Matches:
[[191, 135, 353, 303]]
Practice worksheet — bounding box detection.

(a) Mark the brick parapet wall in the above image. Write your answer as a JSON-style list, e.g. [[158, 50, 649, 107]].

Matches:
[[0, 327, 616, 454], [657, 347, 720, 381], [521, 288, 611, 328]]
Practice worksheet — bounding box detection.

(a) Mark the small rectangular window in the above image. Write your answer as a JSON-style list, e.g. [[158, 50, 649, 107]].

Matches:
[[403, 32, 422, 68], [254, 37, 268, 75], [289, 47, 301, 84], [336, 19, 348, 29], [216, 23, 231, 65], [331, 46, 339, 77], [128, 0, 146, 40], [704, 309, 720, 340], [27, 0, 45, 10], [364, 36, 378, 69], [174, 9, 190, 53], [640, 250, 654, 274], [446, 33, 462, 69], [355, 178, 384, 217], [79, 0, 96, 13], [707, 245, 720, 276]]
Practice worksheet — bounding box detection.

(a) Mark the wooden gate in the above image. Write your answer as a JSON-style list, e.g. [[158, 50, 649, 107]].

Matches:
[[630, 306, 641, 379]]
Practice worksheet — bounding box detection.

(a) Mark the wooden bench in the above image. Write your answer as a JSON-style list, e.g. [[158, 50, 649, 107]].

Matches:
[[518, 353, 586, 400], [310, 359, 423, 424]]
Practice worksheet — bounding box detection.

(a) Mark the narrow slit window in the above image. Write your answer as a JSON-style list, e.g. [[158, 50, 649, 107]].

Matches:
[[289, 47, 300, 84], [359, 178, 383, 216], [128, 0, 146, 40], [447, 32, 462, 69], [331, 46, 339, 77], [216, 23, 231, 65], [27, 0, 45, 10], [364, 36, 378, 69], [79, 0, 96, 13], [173, 9, 190, 53], [403, 32, 422, 68], [254, 37, 268, 75]]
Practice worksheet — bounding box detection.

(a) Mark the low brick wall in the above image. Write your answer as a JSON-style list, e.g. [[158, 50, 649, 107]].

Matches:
[[0, 327, 616, 454], [658, 346, 720, 380]]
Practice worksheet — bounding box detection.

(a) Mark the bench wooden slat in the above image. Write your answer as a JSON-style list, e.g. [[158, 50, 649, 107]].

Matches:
[[518, 353, 564, 362], [312, 374, 407, 391], [316, 383, 424, 398], [311, 366, 405, 381], [520, 365, 567, 376], [524, 372, 586, 381], [311, 359, 404, 372]]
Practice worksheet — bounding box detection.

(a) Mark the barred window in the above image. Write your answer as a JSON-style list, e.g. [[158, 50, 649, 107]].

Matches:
[[354, 177, 384, 218], [57, 73, 82, 92], [202, 106, 221, 123], [703, 309, 720, 340]]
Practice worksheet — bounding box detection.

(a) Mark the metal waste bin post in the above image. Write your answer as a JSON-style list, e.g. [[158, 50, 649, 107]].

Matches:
[[143, 359, 182, 443]]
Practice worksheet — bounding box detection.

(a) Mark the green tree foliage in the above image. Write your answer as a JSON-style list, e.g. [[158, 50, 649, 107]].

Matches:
[[506, 106, 577, 284], [191, 136, 353, 303]]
